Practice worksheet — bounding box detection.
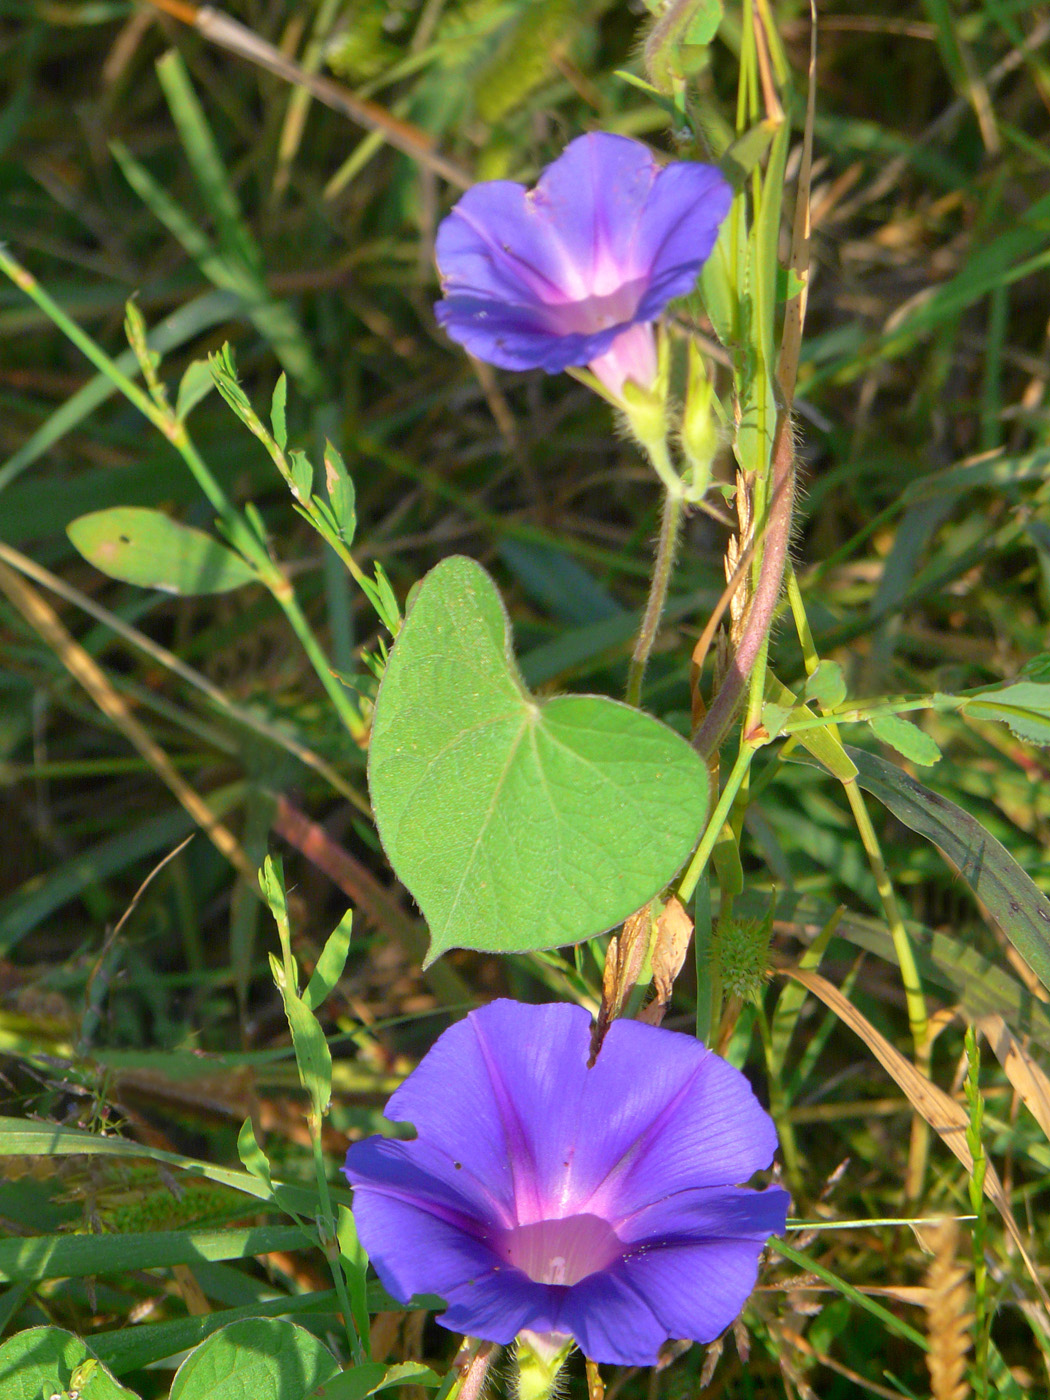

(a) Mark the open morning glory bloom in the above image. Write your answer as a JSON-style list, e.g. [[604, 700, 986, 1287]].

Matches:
[[434, 133, 732, 399], [344, 1000, 788, 1367]]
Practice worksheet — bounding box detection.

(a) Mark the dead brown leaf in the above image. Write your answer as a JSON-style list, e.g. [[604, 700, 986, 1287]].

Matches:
[[639, 896, 694, 1026]]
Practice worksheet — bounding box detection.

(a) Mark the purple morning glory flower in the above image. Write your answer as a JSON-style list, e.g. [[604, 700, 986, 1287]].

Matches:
[[343, 1000, 788, 1367], [434, 133, 732, 398]]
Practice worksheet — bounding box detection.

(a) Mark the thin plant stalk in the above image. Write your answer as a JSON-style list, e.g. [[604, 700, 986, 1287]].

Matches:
[[0, 246, 368, 744], [783, 566, 931, 1197], [626, 487, 684, 708], [310, 1128, 364, 1364], [677, 743, 754, 908]]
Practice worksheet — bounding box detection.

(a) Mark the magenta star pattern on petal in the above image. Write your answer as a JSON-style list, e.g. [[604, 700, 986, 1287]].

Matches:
[[433, 133, 732, 397], [343, 1000, 789, 1367]]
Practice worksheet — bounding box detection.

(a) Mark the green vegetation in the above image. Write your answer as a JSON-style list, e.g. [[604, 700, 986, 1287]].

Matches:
[[3, 1, 1050, 1396]]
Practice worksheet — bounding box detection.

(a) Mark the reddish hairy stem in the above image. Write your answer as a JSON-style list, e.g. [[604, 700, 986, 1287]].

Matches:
[[692, 411, 795, 759]]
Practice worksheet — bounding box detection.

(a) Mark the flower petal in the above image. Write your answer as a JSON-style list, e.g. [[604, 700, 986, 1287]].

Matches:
[[380, 1001, 593, 1223], [380, 1002, 779, 1224], [439, 1271, 563, 1343], [433, 133, 731, 375], [579, 1020, 781, 1219], [434, 296, 625, 374], [344, 1135, 509, 1231], [632, 162, 732, 322], [616, 1234, 776, 1346], [519, 133, 662, 299], [558, 1269, 671, 1366], [348, 1182, 501, 1309], [435, 180, 581, 309], [618, 1184, 790, 1246]]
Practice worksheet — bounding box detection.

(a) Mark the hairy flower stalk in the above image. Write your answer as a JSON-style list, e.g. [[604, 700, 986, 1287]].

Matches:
[[693, 408, 795, 759], [344, 1000, 788, 1367]]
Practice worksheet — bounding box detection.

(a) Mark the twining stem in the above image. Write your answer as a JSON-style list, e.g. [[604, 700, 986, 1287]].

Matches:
[[693, 408, 795, 758], [446, 1341, 497, 1400], [626, 488, 684, 708]]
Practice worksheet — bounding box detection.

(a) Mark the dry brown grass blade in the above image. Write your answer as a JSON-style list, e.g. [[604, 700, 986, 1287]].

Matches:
[[0, 539, 369, 813], [777, 960, 1050, 1311], [145, 0, 472, 189], [978, 1014, 1050, 1142], [0, 559, 257, 884]]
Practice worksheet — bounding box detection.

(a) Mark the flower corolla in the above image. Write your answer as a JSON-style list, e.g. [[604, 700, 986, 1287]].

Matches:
[[433, 133, 731, 399], [343, 1000, 788, 1367]]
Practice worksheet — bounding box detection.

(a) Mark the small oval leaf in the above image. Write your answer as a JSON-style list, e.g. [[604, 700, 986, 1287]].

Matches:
[[869, 714, 941, 766], [68, 507, 258, 595]]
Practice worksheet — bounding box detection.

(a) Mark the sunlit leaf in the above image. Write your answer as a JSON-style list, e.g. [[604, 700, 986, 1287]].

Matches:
[[169, 1319, 339, 1400], [368, 557, 708, 961]]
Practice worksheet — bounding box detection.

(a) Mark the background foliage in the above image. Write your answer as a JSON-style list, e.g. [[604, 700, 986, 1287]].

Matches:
[[4, 0, 1050, 1396]]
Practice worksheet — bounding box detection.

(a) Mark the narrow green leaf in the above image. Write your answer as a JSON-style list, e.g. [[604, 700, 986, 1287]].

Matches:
[[289, 449, 313, 505], [303, 910, 352, 1013], [869, 714, 942, 766], [270, 373, 288, 450], [68, 507, 258, 595], [176, 358, 216, 421], [0, 1116, 346, 1216], [0, 1223, 301, 1284], [0, 288, 242, 493], [845, 746, 1050, 991], [368, 556, 709, 961], [155, 49, 262, 278], [283, 990, 334, 1119], [336, 1206, 371, 1351], [237, 1118, 273, 1191], [323, 441, 357, 544], [90, 1293, 341, 1374]]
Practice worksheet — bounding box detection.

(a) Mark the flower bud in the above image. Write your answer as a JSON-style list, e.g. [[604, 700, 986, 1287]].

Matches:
[[680, 340, 721, 499], [515, 1331, 574, 1400]]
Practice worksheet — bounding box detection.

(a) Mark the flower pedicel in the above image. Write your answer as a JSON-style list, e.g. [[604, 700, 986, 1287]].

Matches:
[[344, 999, 788, 1368]]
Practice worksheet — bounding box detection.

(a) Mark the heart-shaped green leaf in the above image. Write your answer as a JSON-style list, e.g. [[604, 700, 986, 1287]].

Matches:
[[169, 1319, 339, 1400], [68, 507, 258, 595], [368, 556, 708, 961], [0, 1327, 138, 1400]]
